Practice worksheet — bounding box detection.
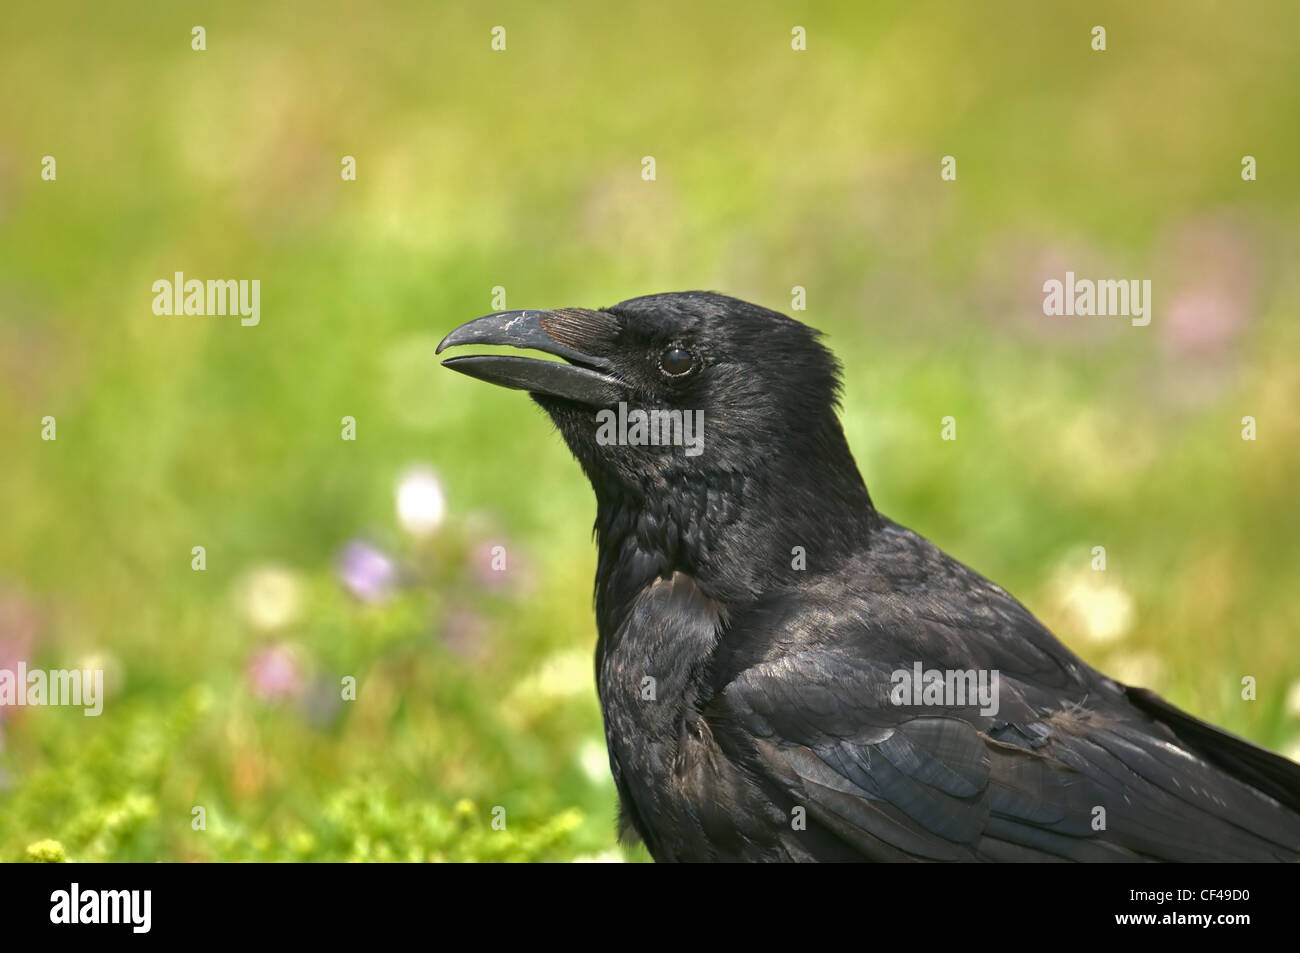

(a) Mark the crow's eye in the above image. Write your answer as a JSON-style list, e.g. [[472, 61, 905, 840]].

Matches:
[[659, 346, 695, 378]]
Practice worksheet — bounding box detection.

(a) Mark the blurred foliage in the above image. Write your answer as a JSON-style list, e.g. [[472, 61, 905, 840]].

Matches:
[[1, 1, 1298, 861]]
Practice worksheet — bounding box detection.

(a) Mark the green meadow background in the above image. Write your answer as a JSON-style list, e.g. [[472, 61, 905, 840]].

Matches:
[[1, 2, 1298, 861]]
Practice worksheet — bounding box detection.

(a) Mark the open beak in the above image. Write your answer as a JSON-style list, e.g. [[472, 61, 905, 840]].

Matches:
[[437, 309, 622, 406]]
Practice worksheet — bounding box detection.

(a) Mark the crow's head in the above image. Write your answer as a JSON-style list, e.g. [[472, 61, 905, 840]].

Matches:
[[438, 291, 847, 486], [438, 291, 876, 599]]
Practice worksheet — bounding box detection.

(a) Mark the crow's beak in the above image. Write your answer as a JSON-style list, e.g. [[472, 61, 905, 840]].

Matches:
[[437, 309, 622, 406]]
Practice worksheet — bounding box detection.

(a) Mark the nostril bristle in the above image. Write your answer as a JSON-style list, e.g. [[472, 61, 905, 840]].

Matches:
[[539, 308, 620, 354]]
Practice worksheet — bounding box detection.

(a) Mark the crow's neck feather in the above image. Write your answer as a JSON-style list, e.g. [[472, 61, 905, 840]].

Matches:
[[585, 418, 879, 637]]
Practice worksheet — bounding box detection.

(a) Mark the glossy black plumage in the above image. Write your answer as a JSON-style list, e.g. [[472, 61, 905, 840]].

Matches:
[[439, 291, 1300, 862]]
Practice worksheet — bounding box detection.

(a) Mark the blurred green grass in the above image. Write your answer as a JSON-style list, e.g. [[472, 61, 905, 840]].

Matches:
[[1, 1, 1298, 861]]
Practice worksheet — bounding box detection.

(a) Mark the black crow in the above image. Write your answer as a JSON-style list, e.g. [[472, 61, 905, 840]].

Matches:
[[437, 291, 1300, 862]]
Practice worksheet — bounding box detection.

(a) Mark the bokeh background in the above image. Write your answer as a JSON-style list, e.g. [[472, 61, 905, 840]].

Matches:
[[2, 1, 1298, 861]]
